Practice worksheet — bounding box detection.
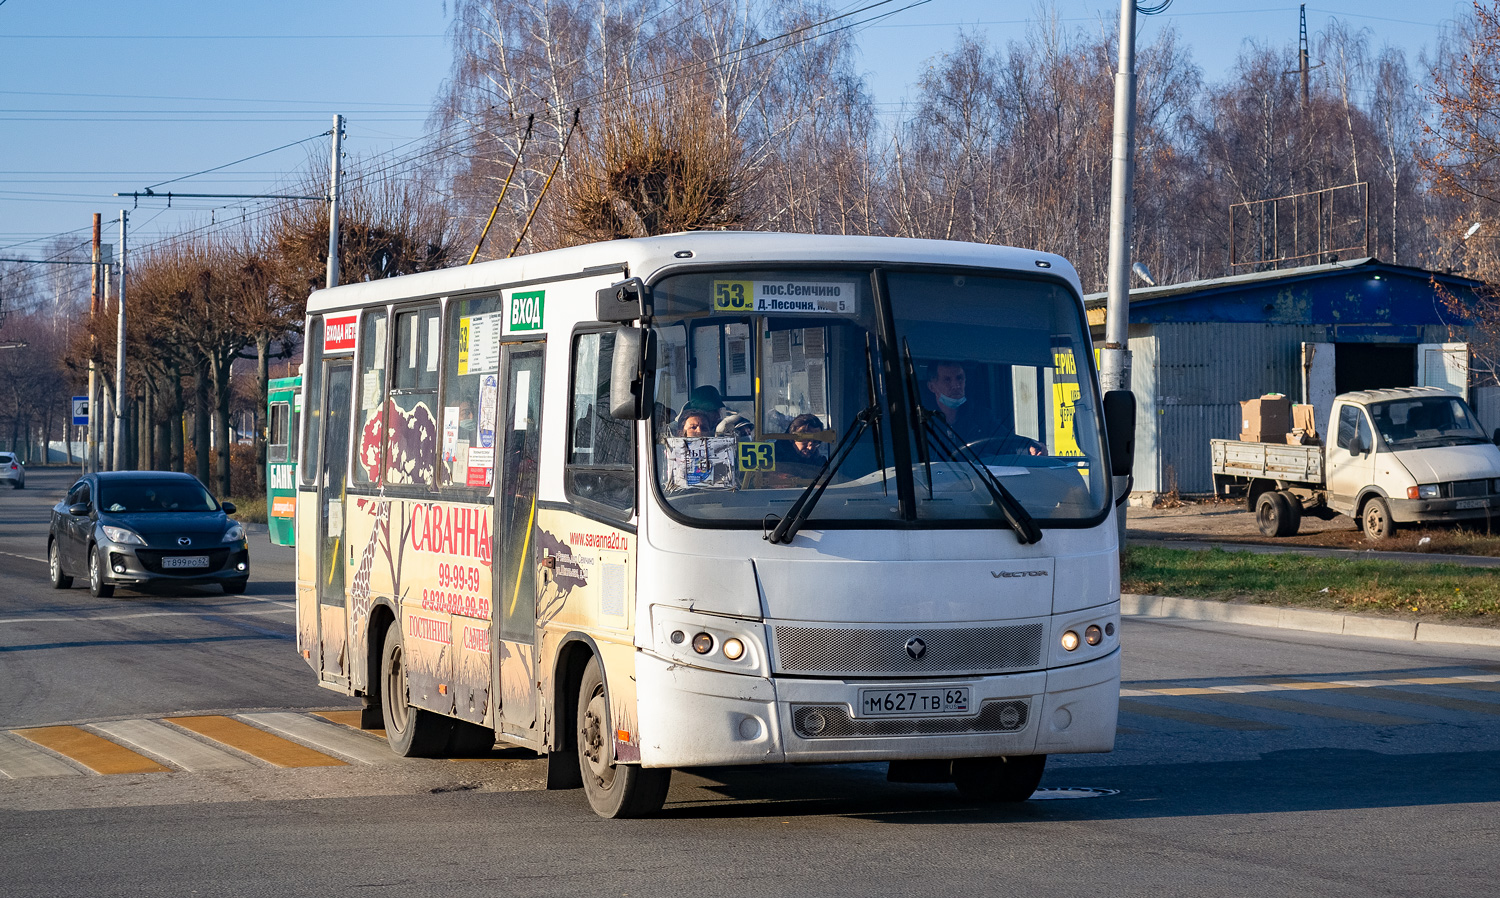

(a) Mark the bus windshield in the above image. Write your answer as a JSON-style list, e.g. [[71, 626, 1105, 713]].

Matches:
[[647, 268, 1108, 527]]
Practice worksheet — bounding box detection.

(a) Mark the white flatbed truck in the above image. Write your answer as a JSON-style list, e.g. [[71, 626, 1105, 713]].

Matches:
[[1211, 387, 1500, 539]]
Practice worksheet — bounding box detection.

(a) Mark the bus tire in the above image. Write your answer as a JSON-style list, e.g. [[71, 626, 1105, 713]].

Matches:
[[577, 657, 670, 818], [953, 754, 1046, 803], [380, 622, 454, 758], [48, 540, 72, 589]]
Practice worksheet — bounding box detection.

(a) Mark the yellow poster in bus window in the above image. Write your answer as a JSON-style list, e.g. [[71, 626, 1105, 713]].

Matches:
[[1051, 348, 1084, 458], [457, 317, 471, 376]]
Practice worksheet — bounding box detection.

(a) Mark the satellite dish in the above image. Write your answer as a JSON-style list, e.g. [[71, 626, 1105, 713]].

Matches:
[[1131, 262, 1156, 286]]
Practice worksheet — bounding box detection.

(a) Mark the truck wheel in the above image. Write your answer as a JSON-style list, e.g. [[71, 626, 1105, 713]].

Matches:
[[1361, 497, 1397, 541], [1245, 480, 1272, 513], [1277, 490, 1302, 535], [1256, 491, 1297, 537], [577, 657, 670, 818]]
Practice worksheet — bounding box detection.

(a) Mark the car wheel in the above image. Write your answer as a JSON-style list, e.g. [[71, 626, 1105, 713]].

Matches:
[[221, 579, 248, 595], [48, 540, 73, 589], [380, 621, 453, 757], [953, 754, 1047, 802], [1362, 497, 1397, 541], [88, 545, 114, 598], [577, 657, 671, 818]]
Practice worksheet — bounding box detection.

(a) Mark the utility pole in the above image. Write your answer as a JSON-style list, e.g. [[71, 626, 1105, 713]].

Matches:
[[1298, 4, 1311, 108], [113, 210, 128, 472], [88, 214, 101, 474], [1103, 0, 1138, 537], [327, 114, 344, 289]]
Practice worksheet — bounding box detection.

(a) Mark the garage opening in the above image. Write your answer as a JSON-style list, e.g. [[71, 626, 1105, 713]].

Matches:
[[1334, 343, 1416, 394]]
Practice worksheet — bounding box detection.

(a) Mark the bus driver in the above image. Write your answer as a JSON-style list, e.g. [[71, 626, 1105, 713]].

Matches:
[[925, 361, 1045, 457]]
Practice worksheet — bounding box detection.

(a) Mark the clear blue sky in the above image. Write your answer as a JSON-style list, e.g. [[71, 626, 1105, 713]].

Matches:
[[0, 0, 1472, 263]]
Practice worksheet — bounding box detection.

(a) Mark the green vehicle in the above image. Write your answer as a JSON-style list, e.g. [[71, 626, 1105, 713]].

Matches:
[[266, 375, 301, 546]]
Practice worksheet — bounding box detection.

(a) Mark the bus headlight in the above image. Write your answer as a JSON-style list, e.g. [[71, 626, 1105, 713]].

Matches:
[[651, 606, 767, 675], [1061, 630, 1081, 651], [1085, 625, 1103, 646]]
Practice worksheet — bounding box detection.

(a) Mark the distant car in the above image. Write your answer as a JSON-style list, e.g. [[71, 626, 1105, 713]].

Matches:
[[48, 471, 249, 597], [0, 452, 23, 488]]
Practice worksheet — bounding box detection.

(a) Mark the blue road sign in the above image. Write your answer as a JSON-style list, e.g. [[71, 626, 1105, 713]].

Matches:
[[71, 396, 88, 426]]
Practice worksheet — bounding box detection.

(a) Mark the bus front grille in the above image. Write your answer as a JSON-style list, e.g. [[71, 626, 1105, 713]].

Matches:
[[771, 623, 1043, 677], [790, 700, 1030, 739]]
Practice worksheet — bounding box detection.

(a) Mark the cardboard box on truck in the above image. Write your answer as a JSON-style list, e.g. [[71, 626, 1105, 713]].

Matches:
[[1292, 403, 1318, 440], [1240, 395, 1291, 442]]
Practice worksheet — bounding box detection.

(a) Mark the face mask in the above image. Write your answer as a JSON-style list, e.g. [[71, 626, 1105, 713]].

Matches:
[[937, 393, 966, 409]]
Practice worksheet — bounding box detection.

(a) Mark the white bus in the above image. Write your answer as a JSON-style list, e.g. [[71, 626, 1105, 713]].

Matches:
[[294, 232, 1135, 817]]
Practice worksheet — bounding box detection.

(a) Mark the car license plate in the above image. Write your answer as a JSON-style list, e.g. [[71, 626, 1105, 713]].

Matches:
[[857, 687, 970, 718], [162, 555, 209, 569], [1456, 499, 1488, 510]]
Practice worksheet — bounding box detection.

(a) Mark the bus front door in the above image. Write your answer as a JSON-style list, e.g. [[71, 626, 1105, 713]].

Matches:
[[317, 360, 354, 685], [494, 343, 544, 743]]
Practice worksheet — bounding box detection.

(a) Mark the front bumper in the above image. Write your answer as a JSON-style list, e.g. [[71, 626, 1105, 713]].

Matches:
[[634, 648, 1119, 768], [1389, 495, 1500, 523], [99, 540, 250, 587]]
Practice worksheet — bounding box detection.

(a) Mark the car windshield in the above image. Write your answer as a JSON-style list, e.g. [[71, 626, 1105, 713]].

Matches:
[[1369, 397, 1489, 449], [646, 267, 1107, 527], [99, 479, 219, 513]]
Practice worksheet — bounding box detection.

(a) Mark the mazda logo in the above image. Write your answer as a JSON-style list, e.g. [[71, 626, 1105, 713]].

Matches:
[[905, 637, 927, 660], [177, 537, 191, 546]]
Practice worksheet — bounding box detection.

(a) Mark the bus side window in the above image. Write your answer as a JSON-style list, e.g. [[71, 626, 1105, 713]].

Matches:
[[268, 403, 289, 463], [386, 305, 441, 487], [567, 331, 635, 515], [353, 308, 388, 484], [441, 294, 504, 489], [299, 315, 324, 486]]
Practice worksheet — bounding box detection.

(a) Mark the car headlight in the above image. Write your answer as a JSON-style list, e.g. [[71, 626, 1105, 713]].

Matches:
[[224, 523, 245, 542], [1417, 484, 1440, 499], [101, 525, 146, 546]]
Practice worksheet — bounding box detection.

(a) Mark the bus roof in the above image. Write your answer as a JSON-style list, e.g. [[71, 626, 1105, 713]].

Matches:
[[305, 232, 1081, 314]]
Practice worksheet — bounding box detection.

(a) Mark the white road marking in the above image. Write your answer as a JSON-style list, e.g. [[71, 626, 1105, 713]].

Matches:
[[0, 608, 293, 625], [238, 712, 396, 765], [0, 550, 46, 564], [90, 719, 251, 771], [0, 731, 81, 779]]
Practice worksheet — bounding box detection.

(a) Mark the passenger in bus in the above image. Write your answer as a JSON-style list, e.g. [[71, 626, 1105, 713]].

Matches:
[[775, 413, 829, 473], [678, 408, 716, 438], [672, 385, 726, 433], [716, 413, 754, 439], [925, 361, 1045, 456]]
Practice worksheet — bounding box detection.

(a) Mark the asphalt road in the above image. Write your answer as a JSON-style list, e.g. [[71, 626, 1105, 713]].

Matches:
[[3, 468, 1500, 897]]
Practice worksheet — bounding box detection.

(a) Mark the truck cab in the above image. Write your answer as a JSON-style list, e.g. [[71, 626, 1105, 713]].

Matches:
[[1323, 387, 1500, 538]]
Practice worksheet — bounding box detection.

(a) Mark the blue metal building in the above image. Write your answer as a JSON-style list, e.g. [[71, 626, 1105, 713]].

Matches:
[[1084, 258, 1490, 499]]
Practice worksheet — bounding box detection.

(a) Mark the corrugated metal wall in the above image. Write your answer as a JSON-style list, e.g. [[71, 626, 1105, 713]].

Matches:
[[1151, 322, 1323, 494], [1137, 322, 1485, 495]]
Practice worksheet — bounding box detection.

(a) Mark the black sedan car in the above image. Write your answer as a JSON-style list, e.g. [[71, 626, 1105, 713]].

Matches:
[[48, 471, 249, 597]]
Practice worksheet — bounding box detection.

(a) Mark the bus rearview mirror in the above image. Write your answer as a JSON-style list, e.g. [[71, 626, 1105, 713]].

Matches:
[[610, 326, 657, 420], [1103, 390, 1136, 477], [596, 277, 650, 323]]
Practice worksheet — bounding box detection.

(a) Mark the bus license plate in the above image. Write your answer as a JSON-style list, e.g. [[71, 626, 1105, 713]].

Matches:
[[162, 555, 209, 569], [858, 687, 970, 718]]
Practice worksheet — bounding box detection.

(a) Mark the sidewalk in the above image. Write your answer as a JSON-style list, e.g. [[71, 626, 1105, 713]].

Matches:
[[1122, 593, 1500, 649]]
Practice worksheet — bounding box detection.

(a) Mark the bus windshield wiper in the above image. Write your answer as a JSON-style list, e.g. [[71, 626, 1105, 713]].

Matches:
[[766, 344, 884, 545], [901, 340, 1042, 545]]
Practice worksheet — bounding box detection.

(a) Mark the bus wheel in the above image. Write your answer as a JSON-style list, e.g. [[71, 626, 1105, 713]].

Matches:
[[380, 623, 454, 758], [577, 657, 670, 818], [953, 755, 1046, 803]]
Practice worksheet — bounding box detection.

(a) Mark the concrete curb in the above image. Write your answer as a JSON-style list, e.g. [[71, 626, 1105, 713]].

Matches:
[[1121, 593, 1500, 649]]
